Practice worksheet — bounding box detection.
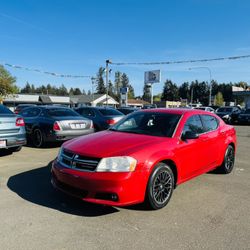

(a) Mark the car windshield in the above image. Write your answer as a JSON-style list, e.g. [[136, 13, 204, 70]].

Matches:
[[217, 107, 233, 112], [110, 112, 181, 137], [244, 109, 250, 114], [47, 108, 80, 117], [0, 105, 13, 115], [99, 109, 123, 116]]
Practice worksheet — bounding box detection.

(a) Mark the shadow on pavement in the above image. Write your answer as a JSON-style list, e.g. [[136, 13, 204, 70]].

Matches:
[[0, 149, 13, 157], [7, 161, 119, 217]]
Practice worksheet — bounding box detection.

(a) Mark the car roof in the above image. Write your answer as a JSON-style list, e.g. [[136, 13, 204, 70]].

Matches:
[[140, 108, 213, 115]]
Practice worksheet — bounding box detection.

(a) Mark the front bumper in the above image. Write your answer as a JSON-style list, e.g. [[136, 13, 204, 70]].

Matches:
[[51, 160, 147, 206]]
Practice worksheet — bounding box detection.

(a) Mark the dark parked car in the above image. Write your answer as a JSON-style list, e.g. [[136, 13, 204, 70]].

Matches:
[[0, 104, 26, 152], [215, 106, 241, 124], [75, 107, 124, 131], [14, 104, 36, 114], [238, 109, 250, 124], [117, 107, 138, 115], [19, 106, 94, 147]]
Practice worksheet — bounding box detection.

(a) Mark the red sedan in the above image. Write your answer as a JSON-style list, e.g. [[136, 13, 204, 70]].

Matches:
[[51, 109, 237, 210]]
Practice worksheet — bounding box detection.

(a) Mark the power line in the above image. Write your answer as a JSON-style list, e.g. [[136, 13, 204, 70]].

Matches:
[[1, 62, 91, 78], [110, 54, 250, 66]]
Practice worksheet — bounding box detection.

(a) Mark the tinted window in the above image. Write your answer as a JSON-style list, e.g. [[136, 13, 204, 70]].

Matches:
[[244, 109, 250, 114], [20, 108, 40, 117], [0, 105, 13, 114], [47, 108, 80, 117], [217, 107, 233, 112], [99, 109, 123, 116], [201, 115, 218, 132], [183, 115, 204, 134], [79, 108, 95, 117], [111, 112, 181, 137]]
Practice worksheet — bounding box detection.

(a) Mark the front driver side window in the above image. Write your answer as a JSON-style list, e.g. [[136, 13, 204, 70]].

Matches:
[[183, 115, 204, 134]]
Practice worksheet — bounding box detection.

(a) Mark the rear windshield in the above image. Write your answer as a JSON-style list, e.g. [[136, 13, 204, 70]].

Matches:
[[99, 109, 123, 116], [217, 107, 233, 112], [47, 108, 80, 117], [0, 105, 13, 115]]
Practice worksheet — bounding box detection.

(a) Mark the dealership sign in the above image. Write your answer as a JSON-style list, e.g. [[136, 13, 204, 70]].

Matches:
[[144, 70, 161, 84]]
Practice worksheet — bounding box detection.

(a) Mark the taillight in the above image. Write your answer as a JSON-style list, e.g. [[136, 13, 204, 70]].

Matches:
[[106, 119, 116, 125], [16, 118, 25, 126], [90, 121, 94, 129], [53, 121, 61, 131]]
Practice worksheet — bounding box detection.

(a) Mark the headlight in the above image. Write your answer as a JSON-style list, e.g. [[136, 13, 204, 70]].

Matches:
[[57, 147, 63, 162], [96, 156, 137, 172], [223, 114, 229, 119]]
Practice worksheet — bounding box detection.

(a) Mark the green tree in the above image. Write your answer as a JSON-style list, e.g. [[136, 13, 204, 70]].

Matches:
[[214, 92, 224, 106], [142, 83, 151, 103], [121, 73, 134, 99], [20, 82, 32, 94], [178, 82, 190, 101], [162, 80, 179, 101], [114, 71, 122, 96], [73, 88, 82, 95], [96, 67, 106, 94], [0, 65, 17, 101]]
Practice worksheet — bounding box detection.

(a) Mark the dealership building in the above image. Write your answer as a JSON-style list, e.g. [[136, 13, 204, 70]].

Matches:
[[232, 86, 250, 109]]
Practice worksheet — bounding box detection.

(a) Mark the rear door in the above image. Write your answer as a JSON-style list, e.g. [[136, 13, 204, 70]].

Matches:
[[200, 114, 221, 168]]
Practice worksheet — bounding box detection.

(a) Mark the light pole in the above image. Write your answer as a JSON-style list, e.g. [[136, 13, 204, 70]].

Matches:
[[105, 59, 111, 107], [188, 67, 212, 106]]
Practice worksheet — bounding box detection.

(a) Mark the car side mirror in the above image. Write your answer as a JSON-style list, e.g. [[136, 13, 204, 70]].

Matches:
[[181, 131, 199, 140]]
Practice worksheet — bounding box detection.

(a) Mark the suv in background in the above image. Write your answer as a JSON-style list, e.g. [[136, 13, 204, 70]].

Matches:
[[0, 104, 26, 152], [75, 107, 124, 131], [215, 106, 241, 124]]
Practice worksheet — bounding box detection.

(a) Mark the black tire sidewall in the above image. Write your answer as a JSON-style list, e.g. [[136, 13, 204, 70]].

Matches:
[[32, 128, 43, 148], [146, 163, 174, 210], [221, 145, 235, 174]]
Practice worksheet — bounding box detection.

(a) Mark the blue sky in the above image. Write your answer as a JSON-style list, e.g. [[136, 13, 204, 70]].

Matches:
[[1, 0, 250, 96]]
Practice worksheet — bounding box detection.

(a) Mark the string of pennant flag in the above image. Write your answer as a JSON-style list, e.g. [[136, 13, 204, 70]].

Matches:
[[1, 54, 250, 78], [2, 62, 91, 78], [110, 54, 250, 65]]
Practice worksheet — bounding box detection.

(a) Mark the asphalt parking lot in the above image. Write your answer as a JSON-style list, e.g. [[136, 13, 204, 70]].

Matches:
[[0, 126, 250, 250]]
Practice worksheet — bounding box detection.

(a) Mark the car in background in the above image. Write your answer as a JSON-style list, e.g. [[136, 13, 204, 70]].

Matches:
[[75, 107, 124, 131], [52, 108, 236, 210], [142, 104, 157, 109], [19, 106, 94, 147], [0, 104, 26, 152], [117, 107, 138, 115], [195, 107, 215, 113], [238, 109, 250, 124], [14, 104, 36, 114], [215, 106, 241, 124]]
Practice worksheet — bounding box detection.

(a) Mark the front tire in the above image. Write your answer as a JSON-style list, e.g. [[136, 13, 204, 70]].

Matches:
[[145, 163, 174, 210], [219, 145, 235, 174]]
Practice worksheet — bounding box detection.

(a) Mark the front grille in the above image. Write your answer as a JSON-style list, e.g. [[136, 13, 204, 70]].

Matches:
[[60, 149, 100, 172]]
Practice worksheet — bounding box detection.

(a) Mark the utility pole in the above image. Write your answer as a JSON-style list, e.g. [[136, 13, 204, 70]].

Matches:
[[91, 77, 96, 105], [105, 59, 111, 107]]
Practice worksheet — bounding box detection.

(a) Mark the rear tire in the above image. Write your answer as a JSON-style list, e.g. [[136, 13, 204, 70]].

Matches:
[[32, 128, 44, 148], [9, 146, 22, 152], [219, 145, 235, 174], [145, 163, 174, 210]]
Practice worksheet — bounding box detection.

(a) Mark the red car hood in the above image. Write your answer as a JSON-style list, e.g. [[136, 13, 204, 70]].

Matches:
[[63, 130, 167, 158]]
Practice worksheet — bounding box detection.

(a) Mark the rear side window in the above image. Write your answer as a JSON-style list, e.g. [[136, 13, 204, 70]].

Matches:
[[200, 115, 219, 132], [0, 105, 13, 114], [217, 107, 233, 112], [183, 115, 204, 134], [99, 109, 123, 116], [20, 108, 41, 117], [47, 108, 80, 117], [79, 108, 95, 117]]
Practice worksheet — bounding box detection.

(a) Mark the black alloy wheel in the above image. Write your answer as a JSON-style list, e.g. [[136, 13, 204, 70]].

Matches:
[[219, 145, 235, 174], [145, 163, 174, 210], [32, 128, 44, 148]]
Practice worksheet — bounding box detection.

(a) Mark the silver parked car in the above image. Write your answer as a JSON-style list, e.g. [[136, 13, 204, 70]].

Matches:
[[0, 104, 26, 152]]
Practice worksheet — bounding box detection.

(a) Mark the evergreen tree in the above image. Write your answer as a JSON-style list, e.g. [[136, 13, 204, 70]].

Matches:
[[178, 82, 190, 101], [142, 83, 151, 103], [21, 82, 32, 94], [162, 80, 179, 101], [73, 88, 82, 95], [96, 67, 106, 94], [114, 71, 122, 96]]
